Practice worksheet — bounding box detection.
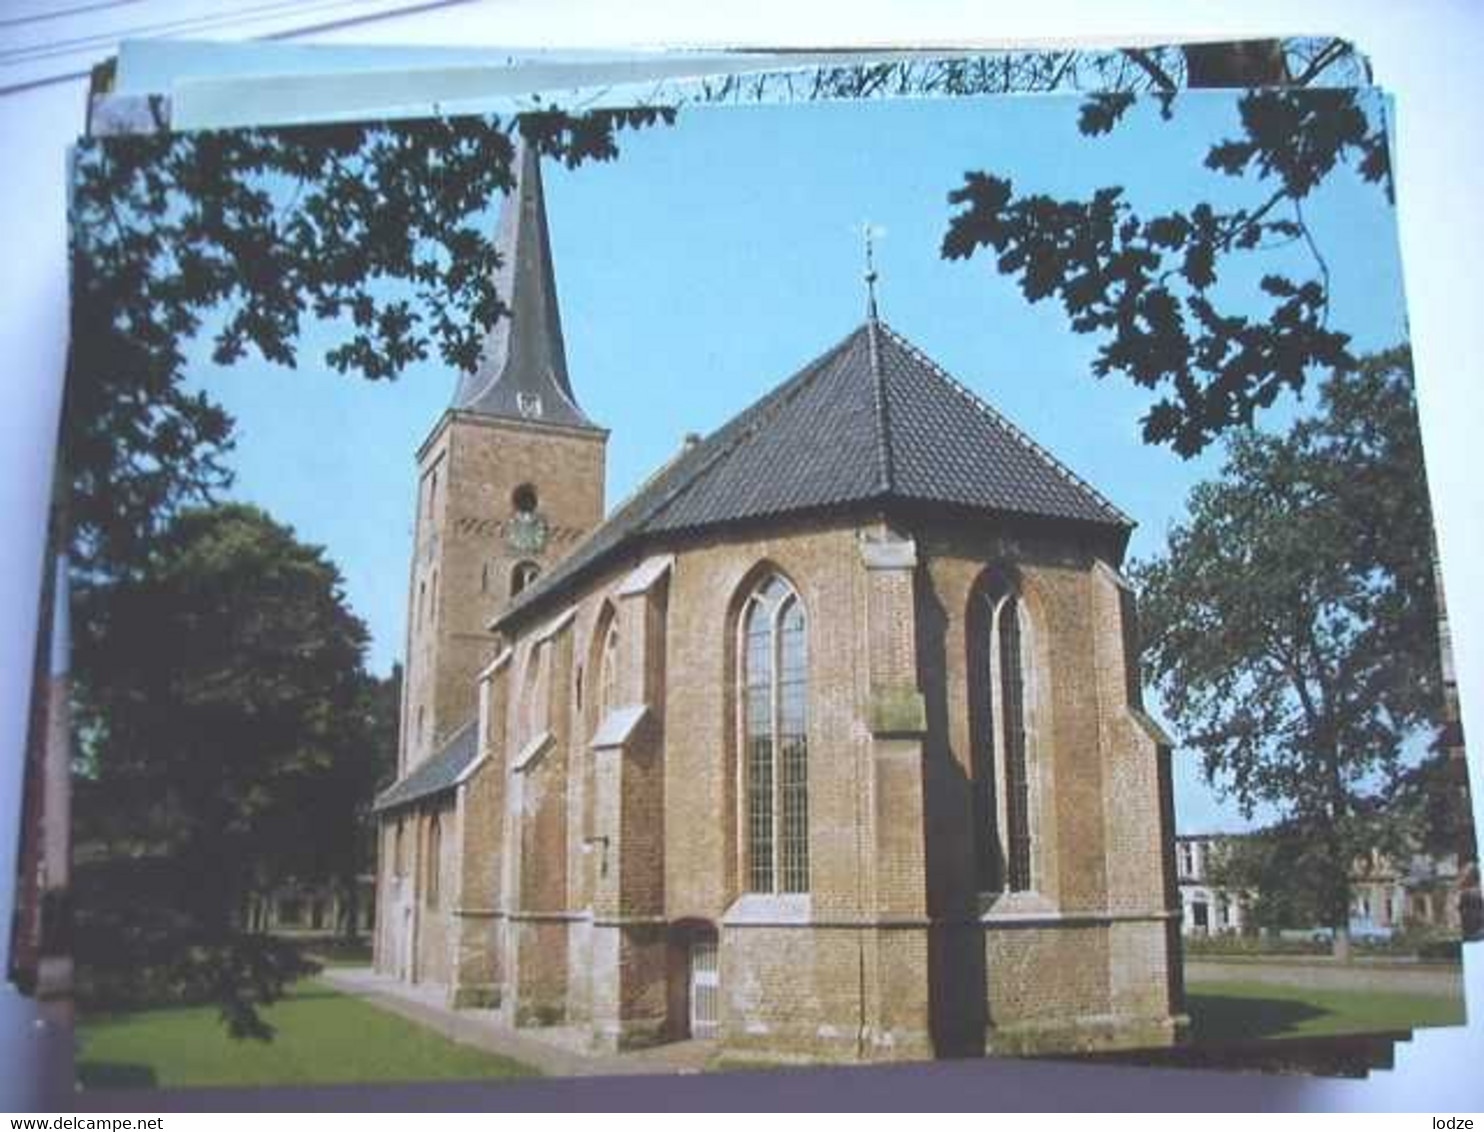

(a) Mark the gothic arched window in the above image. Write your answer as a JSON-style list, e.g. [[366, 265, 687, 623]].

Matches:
[[581, 609, 619, 849], [599, 620, 620, 718], [740, 574, 809, 894], [969, 574, 1037, 895]]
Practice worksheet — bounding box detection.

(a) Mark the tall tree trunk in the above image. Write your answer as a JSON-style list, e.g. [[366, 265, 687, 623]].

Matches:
[[1313, 723, 1356, 963], [341, 873, 360, 943], [1332, 923, 1352, 963]]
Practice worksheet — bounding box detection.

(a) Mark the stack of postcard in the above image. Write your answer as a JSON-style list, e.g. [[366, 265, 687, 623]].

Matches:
[[18, 34, 1480, 1105]]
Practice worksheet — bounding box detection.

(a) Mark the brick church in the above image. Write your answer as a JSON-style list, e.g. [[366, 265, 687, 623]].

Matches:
[[372, 141, 1185, 1060]]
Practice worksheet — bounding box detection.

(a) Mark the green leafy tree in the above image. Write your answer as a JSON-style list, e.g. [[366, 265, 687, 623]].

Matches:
[[73, 503, 375, 1034], [66, 109, 673, 579], [1133, 349, 1443, 957], [53, 36, 1374, 1013], [1199, 830, 1320, 934], [294, 663, 401, 941], [942, 80, 1389, 456], [64, 40, 1358, 579]]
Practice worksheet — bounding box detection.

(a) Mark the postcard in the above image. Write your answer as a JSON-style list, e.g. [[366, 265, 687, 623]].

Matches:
[[42, 43, 1478, 1093]]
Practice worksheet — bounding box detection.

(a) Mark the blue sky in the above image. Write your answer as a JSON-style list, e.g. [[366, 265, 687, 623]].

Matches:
[[183, 90, 1409, 833]]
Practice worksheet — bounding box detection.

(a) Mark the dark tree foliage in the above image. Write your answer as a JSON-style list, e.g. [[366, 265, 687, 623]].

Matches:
[[1133, 349, 1442, 952], [66, 108, 673, 579], [1200, 828, 1326, 933], [1396, 750, 1480, 867], [65, 102, 671, 1037], [56, 36, 1373, 1022], [294, 663, 401, 941], [1200, 819, 1394, 938], [64, 41, 1359, 574], [63, 40, 1360, 578], [72, 503, 375, 1034], [942, 74, 1391, 456]]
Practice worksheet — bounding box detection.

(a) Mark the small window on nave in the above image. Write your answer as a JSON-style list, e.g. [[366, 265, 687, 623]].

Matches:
[[512, 483, 538, 514], [511, 560, 540, 597]]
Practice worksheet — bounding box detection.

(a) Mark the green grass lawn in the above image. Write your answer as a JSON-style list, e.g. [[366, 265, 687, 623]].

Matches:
[[1186, 979, 1467, 1043], [76, 979, 540, 1090]]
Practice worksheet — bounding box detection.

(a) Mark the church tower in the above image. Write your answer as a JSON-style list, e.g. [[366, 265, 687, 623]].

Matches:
[[399, 141, 607, 775]]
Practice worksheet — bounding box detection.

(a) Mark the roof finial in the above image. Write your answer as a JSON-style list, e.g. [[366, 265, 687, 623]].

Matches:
[[862, 222, 882, 323]]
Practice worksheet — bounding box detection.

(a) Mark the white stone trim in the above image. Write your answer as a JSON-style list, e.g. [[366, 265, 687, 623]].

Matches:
[[453, 752, 488, 786], [859, 534, 918, 570], [589, 704, 648, 751], [982, 907, 1179, 928], [1092, 556, 1132, 591], [510, 729, 554, 774], [722, 892, 812, 925], [616, 553, 675, 597], [477, 648, 513, 682], [979, 889, 1057, 919], [532, 606, 577, 644]]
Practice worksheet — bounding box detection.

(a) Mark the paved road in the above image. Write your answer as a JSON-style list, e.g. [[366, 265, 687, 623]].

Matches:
[[1185, 958, 1464, 997]]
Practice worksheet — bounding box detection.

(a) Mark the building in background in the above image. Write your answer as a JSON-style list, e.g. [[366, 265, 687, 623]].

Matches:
[[1176, 831, 1465, 941], [1350, 849, 1465, 938], [1175, 834, 1248, 937]]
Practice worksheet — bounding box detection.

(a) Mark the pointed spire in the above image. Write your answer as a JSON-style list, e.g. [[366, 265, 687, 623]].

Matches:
[[451, 138, 597, 430]]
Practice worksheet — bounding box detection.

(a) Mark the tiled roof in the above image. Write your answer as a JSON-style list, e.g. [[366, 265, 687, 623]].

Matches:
[[498, 319, 1129, 628], [372, 717, 479, 812]]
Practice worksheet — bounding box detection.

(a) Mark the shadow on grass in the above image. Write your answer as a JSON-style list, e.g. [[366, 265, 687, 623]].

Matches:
[[1186, 992, 1329, 1042], [81, 982, 345, 1023], [267, 985, 340, 1004], [76, 1063, 159, 1089]]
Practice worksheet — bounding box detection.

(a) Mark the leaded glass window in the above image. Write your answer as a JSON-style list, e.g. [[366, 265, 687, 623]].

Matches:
[[998, 595, 1032, 892], [740, 575, 809, 893], [969, 576, 1038, 896]]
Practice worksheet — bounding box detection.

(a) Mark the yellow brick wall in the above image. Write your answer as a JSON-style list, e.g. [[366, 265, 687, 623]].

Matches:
[[390, 503, 1180, 1059]]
